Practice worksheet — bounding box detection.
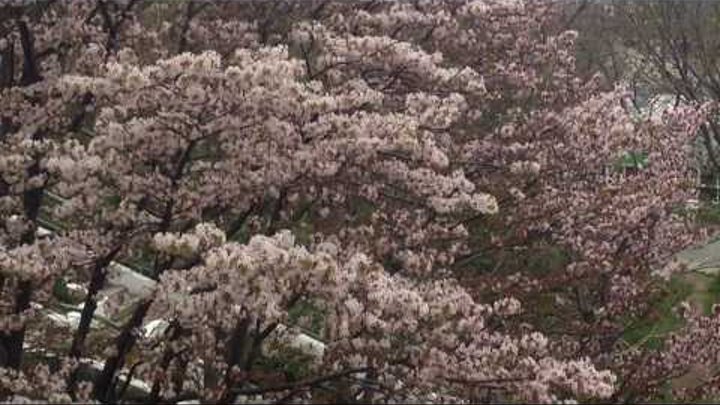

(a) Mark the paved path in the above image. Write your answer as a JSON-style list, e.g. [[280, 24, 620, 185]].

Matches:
[[674, 237, 720, 275]]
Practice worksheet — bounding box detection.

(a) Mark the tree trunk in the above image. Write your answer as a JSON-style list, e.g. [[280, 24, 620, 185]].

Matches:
[[93, 299, 152, 403]]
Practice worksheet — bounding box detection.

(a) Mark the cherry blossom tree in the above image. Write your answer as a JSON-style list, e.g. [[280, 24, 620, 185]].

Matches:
[[0, 0, 713, 403]]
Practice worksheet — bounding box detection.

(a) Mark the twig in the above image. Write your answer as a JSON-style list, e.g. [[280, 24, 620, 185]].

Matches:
[[231, 367, 369, 396]]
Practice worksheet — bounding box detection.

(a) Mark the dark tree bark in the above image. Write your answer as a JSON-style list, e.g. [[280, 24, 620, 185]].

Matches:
[[93, 299, 152, 403], [17, 20, 41, 86]]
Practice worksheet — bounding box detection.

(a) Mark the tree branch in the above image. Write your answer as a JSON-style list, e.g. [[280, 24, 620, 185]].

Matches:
[[230, 367, 370, 397]]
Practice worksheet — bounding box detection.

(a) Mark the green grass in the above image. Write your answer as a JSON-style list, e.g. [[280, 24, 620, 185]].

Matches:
[[287, 300, 325, 340], [702, 272, 720, 313], [622, 271, 720, 351], [256, 341, 317, 382], [622, 276, 692, 350], [695, 204, 720, 226]]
